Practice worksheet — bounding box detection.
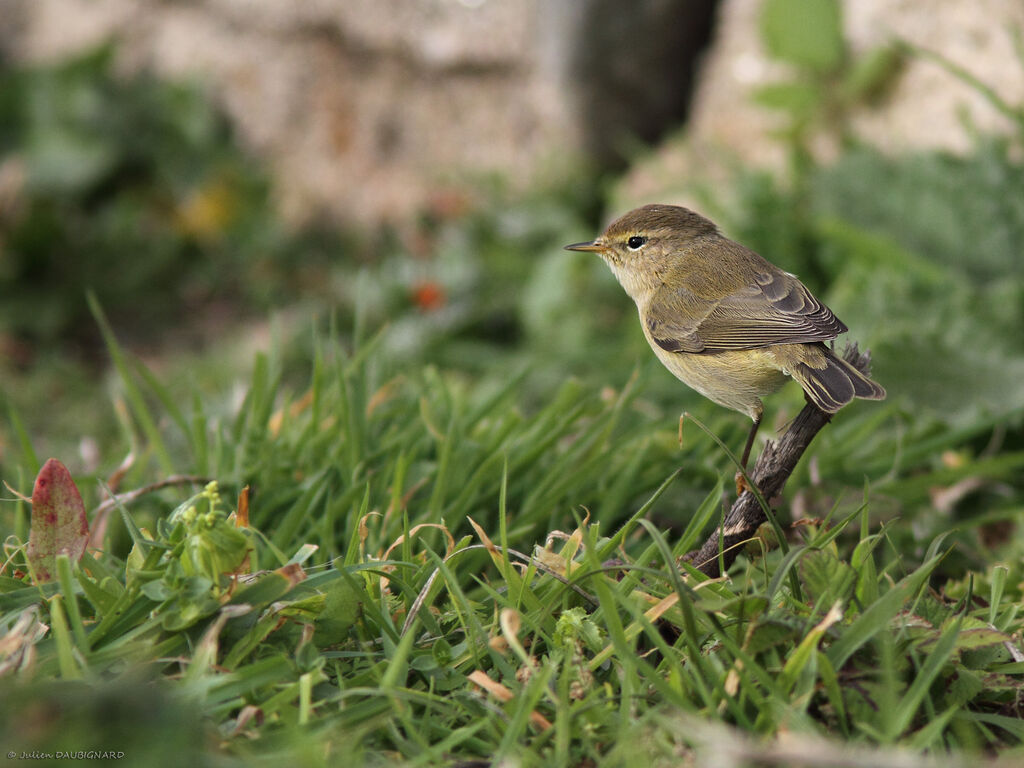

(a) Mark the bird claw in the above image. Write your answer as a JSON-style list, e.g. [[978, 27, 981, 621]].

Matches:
[[734, 471, 757, 497]]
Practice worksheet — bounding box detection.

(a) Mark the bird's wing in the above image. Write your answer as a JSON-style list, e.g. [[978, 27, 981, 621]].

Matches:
[[644, 287, 715, 353], [646, 269, 847, 353]]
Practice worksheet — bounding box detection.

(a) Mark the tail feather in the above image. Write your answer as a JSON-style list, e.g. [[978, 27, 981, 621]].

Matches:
[[793, 346, 886, 414]]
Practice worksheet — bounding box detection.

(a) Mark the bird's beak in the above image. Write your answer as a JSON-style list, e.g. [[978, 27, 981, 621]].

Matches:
[[564, 240, 608, 253]]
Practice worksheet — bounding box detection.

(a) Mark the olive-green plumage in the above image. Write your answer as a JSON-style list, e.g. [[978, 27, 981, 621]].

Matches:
[[566, 204, 884, 465]]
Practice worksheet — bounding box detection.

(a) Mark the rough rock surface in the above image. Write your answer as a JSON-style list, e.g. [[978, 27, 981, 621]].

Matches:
[[0, 0, 713, 225], [7, 0, 1013, 224]]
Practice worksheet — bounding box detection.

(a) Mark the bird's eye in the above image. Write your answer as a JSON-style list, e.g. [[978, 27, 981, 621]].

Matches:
[[627, 235, 647, 250]]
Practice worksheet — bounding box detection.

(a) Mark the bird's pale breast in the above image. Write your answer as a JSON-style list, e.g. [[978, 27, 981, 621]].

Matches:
[[642, 325, 791, 420]]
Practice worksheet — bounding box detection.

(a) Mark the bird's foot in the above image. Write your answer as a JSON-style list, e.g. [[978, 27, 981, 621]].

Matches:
[[734, 471, 759, 497]]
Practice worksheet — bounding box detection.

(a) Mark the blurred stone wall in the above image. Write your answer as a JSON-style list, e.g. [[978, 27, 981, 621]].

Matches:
[[0, 0, 715, 225], [619, 0, 1024, 207], [7, 0, 1017, 226]]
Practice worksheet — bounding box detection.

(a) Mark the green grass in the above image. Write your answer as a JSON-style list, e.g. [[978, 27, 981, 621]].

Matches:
[[2, 311, 1023, 767]]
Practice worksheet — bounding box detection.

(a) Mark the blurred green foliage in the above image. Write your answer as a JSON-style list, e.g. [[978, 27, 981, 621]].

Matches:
[[0, 676, 216, 767], [755, 0, 905, 167], [347, 187, 629, 394], [0, 46, 340, 354], [0, 44, 614, 381], [814, 141, 1024, 424], [760, 0, 843, 73]]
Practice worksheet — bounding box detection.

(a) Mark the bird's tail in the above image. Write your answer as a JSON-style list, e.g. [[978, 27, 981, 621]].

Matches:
[[791, 345, 886, 414]]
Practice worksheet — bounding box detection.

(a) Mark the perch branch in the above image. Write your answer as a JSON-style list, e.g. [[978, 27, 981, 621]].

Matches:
[[683, 344, 875, 577]]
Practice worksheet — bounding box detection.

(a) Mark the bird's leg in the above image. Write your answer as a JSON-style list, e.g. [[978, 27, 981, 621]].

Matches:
[[735, 413, 762, 496], [740, 413, 761, 469]]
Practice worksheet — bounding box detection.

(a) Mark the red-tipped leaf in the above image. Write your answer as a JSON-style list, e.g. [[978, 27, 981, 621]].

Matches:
[[26, 458, 89, 582]]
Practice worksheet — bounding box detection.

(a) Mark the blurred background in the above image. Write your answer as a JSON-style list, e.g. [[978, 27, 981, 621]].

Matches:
[[1, 0, 1023, 486]]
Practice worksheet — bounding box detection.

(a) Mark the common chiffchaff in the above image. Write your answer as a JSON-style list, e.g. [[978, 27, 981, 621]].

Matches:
[[566, 204, 885, 470]]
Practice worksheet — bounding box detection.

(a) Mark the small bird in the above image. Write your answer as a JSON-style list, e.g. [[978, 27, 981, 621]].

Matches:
[[566, 204, 885, 475]]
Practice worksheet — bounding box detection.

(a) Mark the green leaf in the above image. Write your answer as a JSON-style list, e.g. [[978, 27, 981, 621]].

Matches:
[[886, 616, 961, 739], [431, 636, 453, 668], [26, 458, 89, 583], [751, 82, 821, 117], [760, 0, 844, 73], [314, 576, 363, 646], [955, 711, 1024, 741], [228, 570, 301, 609], [695, 594, 770, 619], [826, 553, 942, 669], [26, 127, 117, 193], [745, 619, 800, 655], [948, 625, 1011, 652], [840, 43, 905, 104], [946, 668, 984, 708], [799, 549, 856, 607]]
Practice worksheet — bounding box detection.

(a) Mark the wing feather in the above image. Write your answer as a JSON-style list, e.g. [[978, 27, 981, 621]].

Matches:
[[646, 267, 846, 354]]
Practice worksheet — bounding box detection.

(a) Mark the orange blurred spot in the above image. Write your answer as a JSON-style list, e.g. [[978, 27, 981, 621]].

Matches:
[[412, 281, 445, 311]]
